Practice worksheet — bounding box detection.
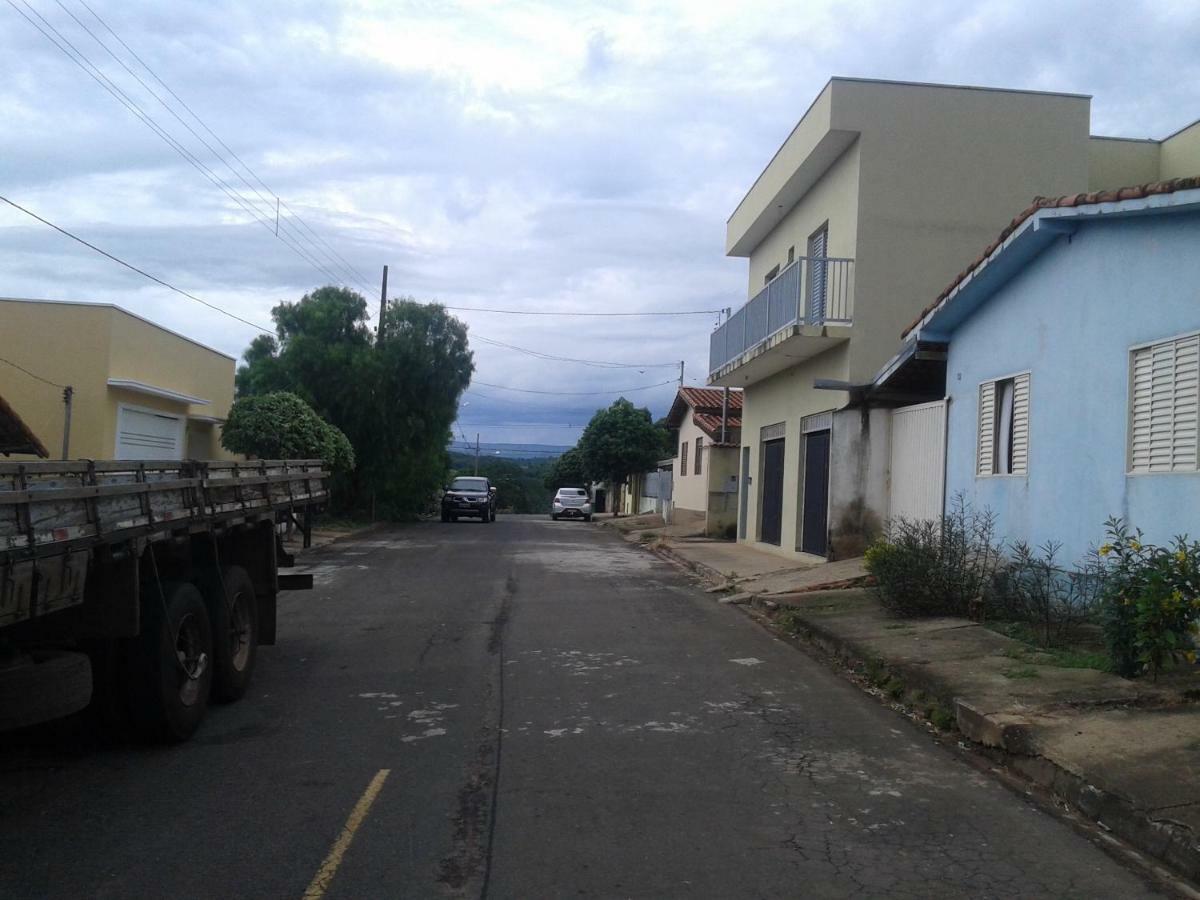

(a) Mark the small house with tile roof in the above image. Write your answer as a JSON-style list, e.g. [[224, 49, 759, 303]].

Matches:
[[899, 177, 1200, 563], [664, 387, 742, 536]]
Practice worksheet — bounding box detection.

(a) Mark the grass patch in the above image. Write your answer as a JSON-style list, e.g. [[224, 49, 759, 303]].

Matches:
[[776, 609, 804, 634], [986, 621, 1110, 672], [1002, 665, 1041, 680]]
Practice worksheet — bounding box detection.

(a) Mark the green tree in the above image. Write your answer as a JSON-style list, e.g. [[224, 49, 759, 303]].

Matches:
[[543, 447, 587, 490], [578, 398, 666, 508], [235, 286, 473, 516], [221, 391, 355, 472]]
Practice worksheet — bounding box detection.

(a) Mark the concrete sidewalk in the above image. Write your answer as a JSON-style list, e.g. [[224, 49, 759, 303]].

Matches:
[[751, 587, 1200, 882], [620, 525, 1200, 883]]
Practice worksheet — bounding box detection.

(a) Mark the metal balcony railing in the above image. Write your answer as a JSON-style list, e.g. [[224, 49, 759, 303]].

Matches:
[[708, 255, 854, 375]]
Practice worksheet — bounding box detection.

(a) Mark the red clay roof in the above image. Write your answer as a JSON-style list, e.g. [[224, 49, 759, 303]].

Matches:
[[693, 411, 742, 446], [678, 387, 743, 411], [902, 175, 1200, 339]]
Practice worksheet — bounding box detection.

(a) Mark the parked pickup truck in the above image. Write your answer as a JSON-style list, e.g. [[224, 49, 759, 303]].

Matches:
[[0, 458, 328, 742]]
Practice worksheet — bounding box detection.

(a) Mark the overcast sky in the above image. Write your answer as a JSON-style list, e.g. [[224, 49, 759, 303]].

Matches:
[[2, 0, 1198, 448]]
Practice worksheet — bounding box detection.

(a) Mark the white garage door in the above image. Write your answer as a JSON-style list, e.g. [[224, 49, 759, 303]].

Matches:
[[888, 400, 947, 523], [115, 406, 184, 460]]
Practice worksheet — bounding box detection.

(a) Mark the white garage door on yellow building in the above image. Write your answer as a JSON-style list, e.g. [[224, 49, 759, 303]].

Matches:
[[0, 298, 238, 461]]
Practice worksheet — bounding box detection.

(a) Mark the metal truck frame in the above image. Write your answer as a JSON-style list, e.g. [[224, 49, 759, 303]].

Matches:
[[0, 458, 328, 741]]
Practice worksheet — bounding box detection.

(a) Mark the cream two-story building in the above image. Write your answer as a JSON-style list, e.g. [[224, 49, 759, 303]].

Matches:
[[711, 77, 1200, 561], [0, 298, 237, 460]]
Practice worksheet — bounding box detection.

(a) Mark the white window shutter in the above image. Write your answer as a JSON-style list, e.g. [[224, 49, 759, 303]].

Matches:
[[977, 381, 995, 476], [1010, 373, 1030, 474], [1130, 335, 1200, 473], [1172, 335, 1199, 470]]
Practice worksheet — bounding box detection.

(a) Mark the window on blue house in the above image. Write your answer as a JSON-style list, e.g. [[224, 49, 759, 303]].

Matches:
[[978, 373, 1029, 476], [1129, 333, 1199, 473]]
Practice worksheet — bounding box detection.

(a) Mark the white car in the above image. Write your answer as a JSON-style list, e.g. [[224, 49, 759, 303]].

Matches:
[[551, 487, 592, 522]]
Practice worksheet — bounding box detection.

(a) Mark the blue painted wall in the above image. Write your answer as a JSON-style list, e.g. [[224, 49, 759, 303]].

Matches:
[[943, 210, 1200, 564]]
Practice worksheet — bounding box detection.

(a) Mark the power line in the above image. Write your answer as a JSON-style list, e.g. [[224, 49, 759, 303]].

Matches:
[[8, 0, 353, 292], [471, 378, 675, 396], [0, 355, 66, 389], [0, 194, 273, 333], [442, 305, 722, 317], [471, 334, 677, 369], [74, 0, 377, 296]]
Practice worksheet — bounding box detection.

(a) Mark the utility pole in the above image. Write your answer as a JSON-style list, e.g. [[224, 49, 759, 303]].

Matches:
[[678, 360, 685, 389], [60, 385, 73, 460], [474, 433, 480, 475], [378, 265, 389, 339]]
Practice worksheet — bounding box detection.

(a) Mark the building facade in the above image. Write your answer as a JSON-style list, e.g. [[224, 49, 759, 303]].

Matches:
[[710, 77, 1200, 561], [664, 387, 742, 536], [905, 180, 1200, 564], [0, 298, 237, 461]]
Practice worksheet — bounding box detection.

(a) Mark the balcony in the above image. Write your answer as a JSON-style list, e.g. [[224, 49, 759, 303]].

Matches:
[[708, 256, 854, 386]]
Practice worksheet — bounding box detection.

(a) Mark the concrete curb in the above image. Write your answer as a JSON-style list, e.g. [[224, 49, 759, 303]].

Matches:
[[748, 596, 1200, 885]]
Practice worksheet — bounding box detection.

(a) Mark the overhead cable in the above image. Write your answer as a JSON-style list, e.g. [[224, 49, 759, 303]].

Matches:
[[8, 0, 353, 292], [470, 378, 675, 396], [73, 0, 376, 295], [0, 194, 273, 333]]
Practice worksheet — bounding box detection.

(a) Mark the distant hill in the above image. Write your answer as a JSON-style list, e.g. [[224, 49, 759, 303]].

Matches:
[[447, 441, 568, 460]]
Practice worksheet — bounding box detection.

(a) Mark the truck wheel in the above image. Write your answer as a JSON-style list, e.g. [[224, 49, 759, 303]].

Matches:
[[198, 565, 258, 703], [0, 651, 93, 733], [128, 581, 213, 743]]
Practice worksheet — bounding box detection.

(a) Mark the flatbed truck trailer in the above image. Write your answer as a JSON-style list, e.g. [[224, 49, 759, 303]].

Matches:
[[0, 458, 328, 741]]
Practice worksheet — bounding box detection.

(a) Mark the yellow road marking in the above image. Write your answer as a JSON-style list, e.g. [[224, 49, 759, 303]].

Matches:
[[302, 768, 391, 900]]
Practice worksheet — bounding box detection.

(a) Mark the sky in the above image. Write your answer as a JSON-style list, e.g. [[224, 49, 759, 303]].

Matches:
[[2, 0, 1198, 449]]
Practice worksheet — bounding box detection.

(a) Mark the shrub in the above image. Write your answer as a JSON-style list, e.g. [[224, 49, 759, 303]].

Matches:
[[222, 391, 355, 472], [991, 541, 1103, 647], [1095, 518, 1200, 680], [864, 495, 1003, 618]]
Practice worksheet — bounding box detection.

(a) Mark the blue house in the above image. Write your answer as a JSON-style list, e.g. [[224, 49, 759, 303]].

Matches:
[[904, 177, 1200, 564]]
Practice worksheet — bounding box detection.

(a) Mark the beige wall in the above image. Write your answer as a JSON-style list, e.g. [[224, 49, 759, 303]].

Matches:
[[673, 414, 710, 512], [704, 445, 740, 535], [1087, 121, 1200, 190], [0, 299, 236, 461], [1162, 119, 1200, 179], [739, 344, 848, 559], [1088, 137, 1162, 190], [746, 139, 861, 296], [837, 79, 1091, 382]]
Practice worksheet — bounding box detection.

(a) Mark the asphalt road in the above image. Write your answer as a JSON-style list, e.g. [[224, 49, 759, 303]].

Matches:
[[0, 516, 1179, 898]]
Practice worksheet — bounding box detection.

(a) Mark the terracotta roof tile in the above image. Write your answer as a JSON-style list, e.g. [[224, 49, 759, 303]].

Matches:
[[0, 393, 49, 457], [692, 411, 741, 445], [678, 387, 743, 411], [902, 175, 1200, 339]]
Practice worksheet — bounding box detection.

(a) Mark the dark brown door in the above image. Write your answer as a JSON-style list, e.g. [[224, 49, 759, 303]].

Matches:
[[760, 439, 785, 546], [801, 430, 830, 556]]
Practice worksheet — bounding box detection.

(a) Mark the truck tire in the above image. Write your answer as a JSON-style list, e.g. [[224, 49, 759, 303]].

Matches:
[[0, 651, 93, 733], [128, 581, 213, 743], [197, 565, 258, 703]]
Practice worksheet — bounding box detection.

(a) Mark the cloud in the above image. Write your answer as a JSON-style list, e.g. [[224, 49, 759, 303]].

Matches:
[[2, 0, 1197, 448]]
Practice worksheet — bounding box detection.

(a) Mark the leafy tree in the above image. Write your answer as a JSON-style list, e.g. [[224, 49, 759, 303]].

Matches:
[[578, 398, 667, 505], [222, 391, 355, 472], [543, 447, 587, 490], [235, 286, 473, 516]]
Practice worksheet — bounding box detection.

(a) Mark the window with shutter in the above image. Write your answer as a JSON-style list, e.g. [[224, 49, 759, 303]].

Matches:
[[1129, 333, 1200, 473], [978, 373, 1030, 476], [680, 442, 688, 477], [695, 437, 704, 475], [1010, 373, 1030, 475], [977, 382, 995, 476]]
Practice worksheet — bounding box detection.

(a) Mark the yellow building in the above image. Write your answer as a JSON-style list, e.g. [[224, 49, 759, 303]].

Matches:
[[0, 297, 238, 460], [710, 77, 1200, 562]]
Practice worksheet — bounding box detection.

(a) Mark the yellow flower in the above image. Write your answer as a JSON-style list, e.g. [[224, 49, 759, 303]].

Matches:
[[1178, 550, 1189, 565], [1131, 540, 1142, 552], [1099, 544, 1113, 557]]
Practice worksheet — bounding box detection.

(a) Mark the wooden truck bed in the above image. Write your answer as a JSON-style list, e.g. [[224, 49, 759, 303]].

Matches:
[[0, 459, 328, 629]]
